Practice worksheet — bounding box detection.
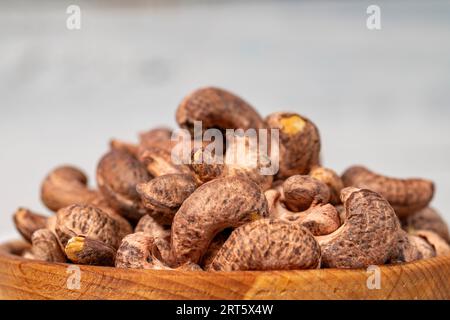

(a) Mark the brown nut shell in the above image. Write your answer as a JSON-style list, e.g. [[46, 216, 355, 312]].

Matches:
[[171, 176, 269, 265], [282, 175, 330, 212], [13, 208, 48, 243], [41, 166, 99, 212], [403, 207, 450, 243], [265, 112, 321, 179], [97, 150, 151, 222], [316, 187, 400, 268], [135, 214, 171, 241], [309, 166, 344, 205], [342, 166, 434, 218], [388, 230, 436, 264], [65, 236, 116, 266], [413, 230, 450, 256], [209, 219, 321, 271], [56, 204, 131, 249], [176, 87, 264, 133], [115, 232, 170, 270], [31, 229, 66, 263], [137, 173, 197, 224]]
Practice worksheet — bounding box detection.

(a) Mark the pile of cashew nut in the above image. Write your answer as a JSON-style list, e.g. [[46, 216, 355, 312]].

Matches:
[[13, 87, 450, 271]]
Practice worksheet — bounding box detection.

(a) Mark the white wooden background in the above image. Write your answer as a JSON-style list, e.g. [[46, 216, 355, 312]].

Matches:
[[1, 0, 449, 241]]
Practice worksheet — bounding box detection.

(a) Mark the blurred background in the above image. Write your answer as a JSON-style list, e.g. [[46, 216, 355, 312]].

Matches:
[[1, 0, 449, 241]]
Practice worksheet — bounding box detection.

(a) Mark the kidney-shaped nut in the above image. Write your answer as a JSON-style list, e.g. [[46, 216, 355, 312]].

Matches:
[[176, 87, 265, 133], [115, 232, 171, 270], [97, 150, 151, 222], [135, 214, 171, 241], [403, 207, 450, 243], [31, 229, 66, 263], [136, 173, 198, 224], [139, 127, 173, 150], [388, 229, 436, 264], [316, 187, 400, 268], [56, 204, 131, 249], [341, 166, 434, 218], [65, 236, 116, 266], [41, 166, 99, 212], [282, 175, 330, 212], [13, 208, 48, 243], [110, 139, 139, 158], [209, 219, 321, 271], [265, 112, 321, 179], [413, 230, 450, 256], [309, 166, 344, 205], [138, 145, 192, 177], [171, 176, 269, 265]]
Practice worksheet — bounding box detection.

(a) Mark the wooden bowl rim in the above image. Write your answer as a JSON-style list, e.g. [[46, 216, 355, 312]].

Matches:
[[2, 239, 449, 275]]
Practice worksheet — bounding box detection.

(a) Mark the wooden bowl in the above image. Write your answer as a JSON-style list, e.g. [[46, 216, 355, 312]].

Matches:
[[0, 240, 449, 300]]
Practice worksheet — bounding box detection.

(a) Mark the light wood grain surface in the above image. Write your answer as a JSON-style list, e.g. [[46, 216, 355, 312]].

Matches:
[[1, 240, 449, 300]]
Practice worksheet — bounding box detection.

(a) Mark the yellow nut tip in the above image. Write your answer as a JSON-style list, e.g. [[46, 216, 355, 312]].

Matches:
[[250, 212, 261, 222], [65, 236, 85, 259], [280, 115, 306, 135]]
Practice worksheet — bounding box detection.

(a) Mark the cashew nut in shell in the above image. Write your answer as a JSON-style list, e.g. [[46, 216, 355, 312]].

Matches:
[[65, 236, 117, 266], [176, 87, 265, 134], [171, 176, 269, 265], [342, 165, 434, 218], [137, 173, 198, 225], [412, 230, 450, 256], [265, 112, 321, 179], [209, 219, 321, 271], [316, 187, 400, 268], [56, 204, 132, 249], [282, 175, 330, 212], [135, 214, 171, 241], [31, 229, 66, 263], [13, 208, 48, 243], [41, 166, 99, 212], [309, 166, 344, 205], [403, 207, 449, 243], [97, 150, 151, 222]]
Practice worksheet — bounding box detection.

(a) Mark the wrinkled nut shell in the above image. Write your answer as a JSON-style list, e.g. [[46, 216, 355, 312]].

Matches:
[[309, 166, 344, 205], [41, 166, 99, 212], [283, 175, 330, 212], [137, 173, 197, 224], [209, 219, 321, 271], [171, 176, 269, 265], [413, 230, 450, 256], [265, 112, 321, 179], [404, 207, 450, 243], [31, 229, 66, 263], [316, 187, 400, 268], [176, 87, 264, 133], [116, 232, 170, 270], [13, 208, 48, 243], [56, 204, 130, 249], [388, 230, 436, 264], [342, 166, 434, 218], [65, 236, 116, 266], [97, 150, 151, 222], [135, 214, 171, 241]]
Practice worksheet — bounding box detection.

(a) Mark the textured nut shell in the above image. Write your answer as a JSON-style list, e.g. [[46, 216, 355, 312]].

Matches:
[[56, 204, 130, 249], [342, 166, 434, 218], [209, 219, 321, 271], [115, 232, 170, 270], [171, 176, 269, 265], [404, 207, 450, 243], [13, 208, 48, 243], [65, 236, 116, 266], [387, 230, 430, 264], [176, 87, 264, 133], [316, 187, 400, 268], [41, 166, 98, 212], [309, 166, 344, 205], [135, 214, 171, 241], [265, 112, 321, 179], [31, 229, 66, 263], [414, 230, 450, 256], [139, 127, 173, 150], [110, 139, 139, 158], [282, 175, 330, 212], [97, 150, 151, 222], [200, 230, 231, 269], [137, 173, 197, 224], [138, 146, 192, 177]]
